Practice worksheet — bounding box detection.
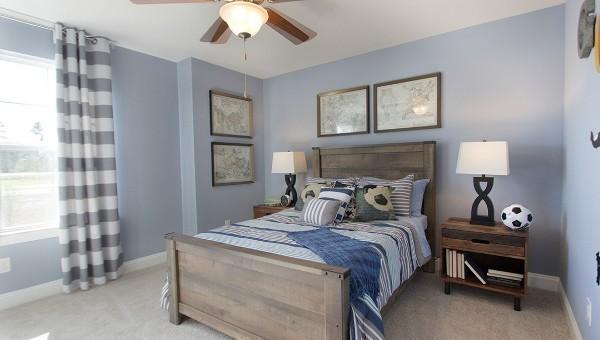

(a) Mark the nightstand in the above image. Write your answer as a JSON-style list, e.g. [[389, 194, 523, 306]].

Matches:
[[253, 204, 288, 218], [441, 217, 529, 311]]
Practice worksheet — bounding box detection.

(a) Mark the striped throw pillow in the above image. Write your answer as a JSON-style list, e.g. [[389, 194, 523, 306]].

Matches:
[[360, 175, 414, 216], [319, 187, 355, 223], [300, 198, 341, 226]]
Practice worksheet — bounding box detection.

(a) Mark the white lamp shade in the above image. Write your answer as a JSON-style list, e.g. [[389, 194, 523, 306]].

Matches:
[[219, 1, 268, 38], [456, 141, 510, 176], [272, 152, 307, 174]]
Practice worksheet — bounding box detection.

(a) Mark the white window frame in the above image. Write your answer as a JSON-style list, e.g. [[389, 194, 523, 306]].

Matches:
[[0, 49, 59, 246]]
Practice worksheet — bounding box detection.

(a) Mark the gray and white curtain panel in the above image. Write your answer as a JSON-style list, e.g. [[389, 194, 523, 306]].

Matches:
[[54, 24, 122, 293]]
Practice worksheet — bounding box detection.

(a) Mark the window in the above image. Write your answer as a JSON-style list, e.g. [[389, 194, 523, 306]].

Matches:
[[0, 50, 58, 245]]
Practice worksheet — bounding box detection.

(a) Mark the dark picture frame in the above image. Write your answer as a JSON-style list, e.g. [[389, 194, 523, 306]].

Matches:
[[374, 72, 441, 133], [317, 85, 370, 137], [210, 90, 253, 138], [211, 142, 255, 186]]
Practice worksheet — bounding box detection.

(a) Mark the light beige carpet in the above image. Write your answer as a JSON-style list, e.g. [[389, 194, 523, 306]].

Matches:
[[0, 266, 571, 340]]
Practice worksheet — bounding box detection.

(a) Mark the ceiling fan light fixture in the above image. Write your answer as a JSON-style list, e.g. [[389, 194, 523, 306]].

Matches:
[[219, 1, 269, 38]]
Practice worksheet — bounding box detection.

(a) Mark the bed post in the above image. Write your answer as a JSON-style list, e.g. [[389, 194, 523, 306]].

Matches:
[[324, 271, 350, 340], [422, 142, 437, 273], [166, 233, 182, 324], [312, 147, 322, 177]]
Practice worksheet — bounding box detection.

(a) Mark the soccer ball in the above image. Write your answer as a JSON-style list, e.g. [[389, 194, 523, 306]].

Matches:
[[501, 204, 533, 231]]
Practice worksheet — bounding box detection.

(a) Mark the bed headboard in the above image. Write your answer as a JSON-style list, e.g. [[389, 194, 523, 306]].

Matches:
[[312, 141, 437, 270]]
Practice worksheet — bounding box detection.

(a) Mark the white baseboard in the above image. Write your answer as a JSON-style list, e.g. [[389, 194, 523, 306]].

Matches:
[[0, 278, 62, 312], [559, 282, 584, 340], [525, 273, 583, 340], [527, 272, 561, 292], [0, 251, 166, 311], [120, 251, 166, 274]]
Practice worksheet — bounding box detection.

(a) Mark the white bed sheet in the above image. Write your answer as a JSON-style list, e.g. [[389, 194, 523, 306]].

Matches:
[[396, 215, 431, 261]]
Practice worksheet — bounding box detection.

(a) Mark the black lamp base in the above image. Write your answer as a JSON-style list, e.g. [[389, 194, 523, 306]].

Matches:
[[470, 176, 496, 226], [284, 174, 298, 206]]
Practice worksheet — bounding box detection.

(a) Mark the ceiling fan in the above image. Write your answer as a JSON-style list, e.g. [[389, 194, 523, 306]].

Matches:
[[130, 0, 314, 45]]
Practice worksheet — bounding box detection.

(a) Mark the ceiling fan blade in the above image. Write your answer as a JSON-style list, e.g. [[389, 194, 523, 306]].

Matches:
[[130, 0, 214, 4], [200, 17, 232, 44], [265, 7, 312, 45]]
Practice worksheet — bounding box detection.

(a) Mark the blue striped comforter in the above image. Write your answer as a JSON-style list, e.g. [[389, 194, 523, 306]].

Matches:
[[163, 209, 427, 340]]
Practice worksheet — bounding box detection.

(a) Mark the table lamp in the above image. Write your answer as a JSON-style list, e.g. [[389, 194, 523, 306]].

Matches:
[[456, 141, 510, 226], [272, 151, 307, 206]]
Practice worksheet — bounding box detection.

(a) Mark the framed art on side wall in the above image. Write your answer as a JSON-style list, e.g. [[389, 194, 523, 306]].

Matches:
[[211, 142, 255, 186], [317, 85, 369, 137], [374, 72, 441, 133], [210, 90, 253, 138]]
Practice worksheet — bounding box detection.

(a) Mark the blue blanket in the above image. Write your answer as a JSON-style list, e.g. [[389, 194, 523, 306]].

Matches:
[[288, 227, 384, 337]]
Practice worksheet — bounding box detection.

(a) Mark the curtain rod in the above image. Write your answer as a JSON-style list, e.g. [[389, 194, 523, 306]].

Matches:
[[0, 9, 116, 44]]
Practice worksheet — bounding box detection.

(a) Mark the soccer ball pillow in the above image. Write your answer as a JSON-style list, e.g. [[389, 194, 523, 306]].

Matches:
[[501, 204, 533, 231]]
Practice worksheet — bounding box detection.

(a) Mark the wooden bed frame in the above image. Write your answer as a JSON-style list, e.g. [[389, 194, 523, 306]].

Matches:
[[165, 141, 437, 339]]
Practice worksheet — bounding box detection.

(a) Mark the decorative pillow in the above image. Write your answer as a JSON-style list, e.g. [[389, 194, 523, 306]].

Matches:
[[319, 187, 355, 223], [295, 182, 327, 211], [353, 185, 396, 222], [360, 175, 414, 217], [334, 181, 358, 220], [410, 179, 430, 216], [300, 198, 342, 226], [296, 177, 358, 211]]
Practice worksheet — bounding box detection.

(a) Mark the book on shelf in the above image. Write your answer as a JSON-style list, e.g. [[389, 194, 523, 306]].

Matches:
[[445, 250, 467, 279], [459, 253, 465, 280], [488, 269, 524, 280], [488, 272, 523, 282], [487, 276, 522, 288], [459, 253, 464, 279], [446, 249, 451, 277], [452, 250, 457, 278], [465, 255, 487, 284]]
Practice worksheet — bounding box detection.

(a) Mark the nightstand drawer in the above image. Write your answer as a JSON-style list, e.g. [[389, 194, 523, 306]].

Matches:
[[442, 236, 525, 257], [442, 229, 525, 247]]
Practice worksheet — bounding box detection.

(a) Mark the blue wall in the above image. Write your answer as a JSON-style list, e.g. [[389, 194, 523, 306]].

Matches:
[[562, 0, 600, 338], [112, 47, 182, 261], [178, 58, 265, 234], [263, 6, 565, 276], [0, 17, 183, 293]]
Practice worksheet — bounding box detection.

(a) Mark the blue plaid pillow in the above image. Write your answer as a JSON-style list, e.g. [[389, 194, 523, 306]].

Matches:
[[319, 187, 355, 223]]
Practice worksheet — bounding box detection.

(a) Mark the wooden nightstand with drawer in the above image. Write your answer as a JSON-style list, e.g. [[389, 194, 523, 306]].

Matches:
[[253, 204, 288, 219], [441, 217, 529, 311]]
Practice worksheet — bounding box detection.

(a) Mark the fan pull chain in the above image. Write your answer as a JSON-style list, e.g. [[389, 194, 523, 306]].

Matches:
[[243, 37, 248, 98]]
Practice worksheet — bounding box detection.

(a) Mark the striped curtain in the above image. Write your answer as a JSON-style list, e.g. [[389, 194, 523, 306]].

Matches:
[[54, 24, 122, 293]]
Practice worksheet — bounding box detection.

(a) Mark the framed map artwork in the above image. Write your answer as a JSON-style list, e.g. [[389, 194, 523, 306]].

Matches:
[[211, 142, 255, 186], [374, 73, 441, 132], [317, 85, 369, 137], [210, 90, 253, 138]]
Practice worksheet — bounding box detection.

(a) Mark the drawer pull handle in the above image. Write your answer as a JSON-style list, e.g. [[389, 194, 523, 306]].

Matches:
[[471, 238, 490, 244]]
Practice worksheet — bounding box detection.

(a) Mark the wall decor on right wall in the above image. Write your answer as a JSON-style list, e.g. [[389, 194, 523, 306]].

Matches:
[[595, 18, 600, 72], [577, 0, 596, 59], [591, 131, 600, 149], [374, 72, 441, 133]]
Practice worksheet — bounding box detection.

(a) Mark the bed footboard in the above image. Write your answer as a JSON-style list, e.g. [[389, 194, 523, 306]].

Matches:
[[165, 233, 350, 340]]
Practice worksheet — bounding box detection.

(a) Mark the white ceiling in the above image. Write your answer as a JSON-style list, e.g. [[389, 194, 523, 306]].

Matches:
[[0, 0, 564, 79]]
